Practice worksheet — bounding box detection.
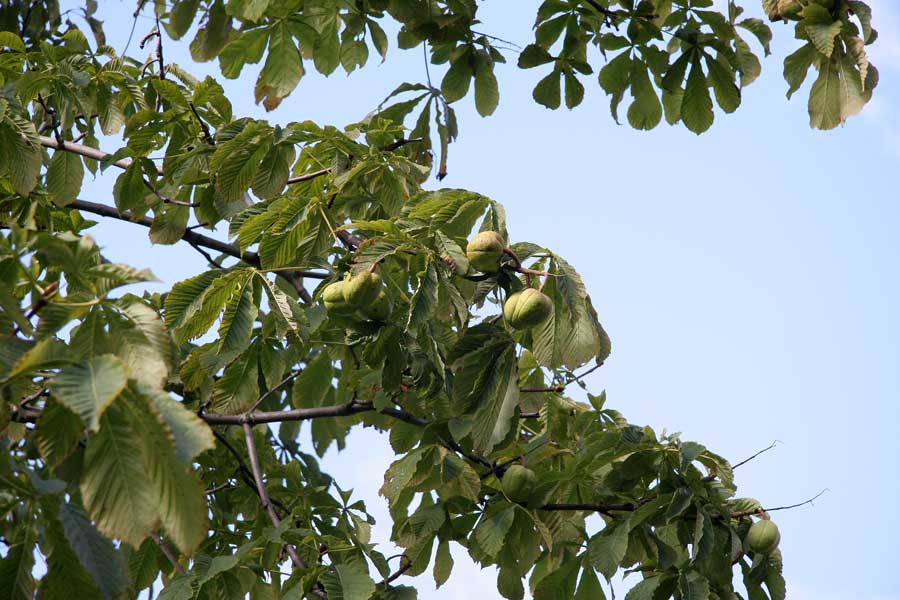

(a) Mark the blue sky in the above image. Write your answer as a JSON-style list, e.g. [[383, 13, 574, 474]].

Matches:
[[69, 1, 900, 598]]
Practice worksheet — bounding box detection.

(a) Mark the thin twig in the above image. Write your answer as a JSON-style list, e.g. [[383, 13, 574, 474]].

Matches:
[[381, 556, 412, 587], [189, 102, 215, 146], [731, 489, 829, 519], [286, 168, 331, 185], [732, 440, 780, 470], [246, 370, 302, 414], [519, 362, 604, 398], [150, 533, 186, 574]]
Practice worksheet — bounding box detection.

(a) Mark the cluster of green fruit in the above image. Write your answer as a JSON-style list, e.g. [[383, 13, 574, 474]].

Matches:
[[320, 230, 555, 331], [465, 231, 553, 331], [321, 271, 392, 321]]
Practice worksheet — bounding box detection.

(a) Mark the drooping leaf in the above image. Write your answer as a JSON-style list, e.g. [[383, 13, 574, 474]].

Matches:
[[49, 354, 128, 432]]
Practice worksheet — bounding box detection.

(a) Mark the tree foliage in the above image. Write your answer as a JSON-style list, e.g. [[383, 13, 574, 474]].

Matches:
[[0, 1, 876, 599]]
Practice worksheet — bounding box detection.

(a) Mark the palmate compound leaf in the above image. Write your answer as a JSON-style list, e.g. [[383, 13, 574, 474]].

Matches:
[[49, 354, 127, 432], [451, 325, 520, 454], [80, 385, 210, 553], [533, 256, 610, 371], [80, 399, 158, 548]]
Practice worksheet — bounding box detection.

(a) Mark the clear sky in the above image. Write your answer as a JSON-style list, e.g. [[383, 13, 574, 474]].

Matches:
[[69, 1, 899, 598]]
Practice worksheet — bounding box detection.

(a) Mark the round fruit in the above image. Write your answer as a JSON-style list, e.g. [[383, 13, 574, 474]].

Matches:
[[343, 271, 383, 306], [746, 520, 780, 554], [502, 465, 537, 503], [466, 231, 505, 272], [322, 282, 356, 315], [362, 289, 392, 321], [503, 288, 552, 330]]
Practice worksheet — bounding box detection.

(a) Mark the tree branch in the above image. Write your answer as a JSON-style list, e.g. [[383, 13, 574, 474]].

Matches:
[[66, 199, 329, 280], [730, 489, 828, 519], [732, 440, 780, 470], [242, 422, 312, 575], [39, 135, 164, 175], [150, 532, 186, 574], [286, 167, 331, 185]]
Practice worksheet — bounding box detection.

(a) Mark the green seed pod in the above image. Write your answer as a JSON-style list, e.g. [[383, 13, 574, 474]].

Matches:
[[746, 520, 781, 554], [343, 271, 383, 306], [466, 231, 505, 272], [503, 288, 552, 330], [322, 281, 356, 315], [362, 289, 392, 321], [502, 465, 537, 503]]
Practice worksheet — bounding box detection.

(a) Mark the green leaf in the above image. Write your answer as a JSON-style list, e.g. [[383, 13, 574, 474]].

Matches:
[[80, 401, 158, 546], [1, 114, 42, 195], [58, 503, 128, 599], [46, 151, 84, 206], [113, 162, 147, 213], [35, 399, 83, 468], [189, 0, 233, 62], [599, 52, 632, 95], [518, 44, 554, 69], [407, 259, 439, 330], [533, 69, 562, 109], [442, 55, 473, 103], [624, 576, 662, 600], [784, 42, 817, 99], [705, 55, 740, 113], [313, 19, 341, 75], [627, 62, 661, 130], [49, 355, 128, 432], [532, 556, 580, 600], [146, 390, 215, 463], [149, 203, 190, 246], [217, 276, 258, 358], [127, 539, 160, 593], [434, 539, 453, 588], [802, 5, 843, 57], [734, 35, 761, 87], [588, 518, 631, 579], [219, 28, 269, 78], [474, 56, 500, 116], [0, 529, 35, 600], [575, 568, 606, 600], [474, 506, 515, 558], [128, 388, 209, 555], [255, 21, 304, 110], [533, 256, 610, 370], [679, 571, 710, 600], [321, 563, 376, 600], [564, 70, 585, 109], [681, 57, 714, 134], [808, 57, 842, 130], [211, 346, 259, 414]]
